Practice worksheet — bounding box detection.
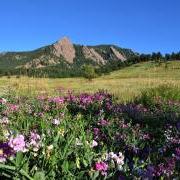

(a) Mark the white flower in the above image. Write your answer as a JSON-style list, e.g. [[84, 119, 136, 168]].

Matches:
[[75, 138, 83, 146], [91, 140, 98, 147], [0, 98, 7, 104], [47, 144, 54, 150], [0, 117, 9, 125], [52, 118, 60, 125], [105, 151, 124, 166]]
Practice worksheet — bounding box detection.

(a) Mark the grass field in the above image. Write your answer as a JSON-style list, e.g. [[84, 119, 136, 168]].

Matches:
[[0, 61, 180, 101]]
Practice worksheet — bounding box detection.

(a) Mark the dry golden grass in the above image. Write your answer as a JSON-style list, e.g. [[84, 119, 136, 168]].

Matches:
[[0, 61, 180, 102]]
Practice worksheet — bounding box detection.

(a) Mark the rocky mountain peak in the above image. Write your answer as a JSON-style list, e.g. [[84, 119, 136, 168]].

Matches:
[[53, 36, 75, 63]]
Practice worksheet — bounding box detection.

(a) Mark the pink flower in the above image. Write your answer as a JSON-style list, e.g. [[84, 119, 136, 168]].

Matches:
[[27, 132, 41, 152], [48, 97, 64, 104], [8, 104, 19, 112], [93, 128, 100, 136], [98, 119, 109, 126], [95, 162, 108, 172], [142, 133, 150, 140], [8, 135, 26, 152]]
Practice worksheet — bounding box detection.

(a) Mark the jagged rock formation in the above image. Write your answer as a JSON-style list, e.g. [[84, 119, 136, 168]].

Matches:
[[82, 46, 105, 64], [110, 47, 126, 61], [0, 36, 136, 76], [53, 37, 75, 63]]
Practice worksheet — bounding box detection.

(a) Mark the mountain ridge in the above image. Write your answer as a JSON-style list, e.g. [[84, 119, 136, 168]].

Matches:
[[0, 36, 136, 77]]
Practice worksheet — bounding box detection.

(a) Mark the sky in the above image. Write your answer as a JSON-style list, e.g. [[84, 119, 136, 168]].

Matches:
[[0, 0, 180, 54]]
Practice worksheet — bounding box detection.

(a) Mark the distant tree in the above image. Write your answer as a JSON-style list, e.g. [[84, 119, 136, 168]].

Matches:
[[171, 52, 176, 60], [165, 53, 171, 61], [152, 52, 163, 65], [81, 65, 97, 81]]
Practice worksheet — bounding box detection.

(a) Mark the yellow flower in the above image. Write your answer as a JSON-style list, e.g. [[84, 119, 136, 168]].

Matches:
[[46, 145, 54, 159], [58, 128, 65, 136]]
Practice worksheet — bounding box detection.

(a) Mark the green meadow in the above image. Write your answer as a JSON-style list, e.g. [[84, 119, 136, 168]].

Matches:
[[0, 61, 180, 101]]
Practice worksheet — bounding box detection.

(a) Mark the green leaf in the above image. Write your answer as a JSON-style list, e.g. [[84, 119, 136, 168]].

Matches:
[[76, 157, 80, 169], [82, 159, 88, 167], [62, 161, 69, 173], [91, 171, 99, 180], [33, 171, 46, 180], [15, 152, 24, 167]]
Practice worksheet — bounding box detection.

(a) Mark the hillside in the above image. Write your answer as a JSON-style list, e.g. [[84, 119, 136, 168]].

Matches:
[[0, 37, 135, 77]]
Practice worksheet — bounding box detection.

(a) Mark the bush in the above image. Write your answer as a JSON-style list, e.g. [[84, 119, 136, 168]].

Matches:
[[81, 65, 98, 81], [136, 84, 180, 106]]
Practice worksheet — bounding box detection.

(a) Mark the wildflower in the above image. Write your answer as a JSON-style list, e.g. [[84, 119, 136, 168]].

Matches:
[[0, 142, 15, 162], [140, 133, 150, 140], [27, 132, 41, 152], [58, 128, 65, 136], [8, 135, 27, 152], [29, 132, 41, 142], [46, 144, 53, 158], [0, 117, 9, 125], [106, 152, 124, 170], [91, 140, 98, 148], [48, 97, 64, 104], [98, 119, 109, 126], [8, 104, 19, 112], [93, 128, 99, 135], [52, 118, 60, 125], [47, 144, 54, 151], [143, 165, 155, 179], [75, 138, 83, 146], [94, 161, 108, 176], [175, 147, 180, 160], [0, 98, 7, 104]]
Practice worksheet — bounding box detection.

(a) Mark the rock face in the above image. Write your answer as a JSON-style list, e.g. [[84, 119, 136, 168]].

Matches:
[[110, 46, 126, 61], [82, 46, 105, 64], [53, 37, 76, 63], [21, 55, 59, 69]]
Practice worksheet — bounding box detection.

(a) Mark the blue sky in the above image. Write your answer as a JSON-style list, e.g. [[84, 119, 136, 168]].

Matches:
[[0, 0, 180, 54]]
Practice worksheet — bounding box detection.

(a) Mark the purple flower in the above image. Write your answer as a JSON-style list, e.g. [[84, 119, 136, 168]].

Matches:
[[93, 128, 100, 136], [8, 135, 26, 152], [48, 97, 64, 104], [27, 132, 41, 152], [177, 121, 180, 131], [98, 119, 109, 126], [0, 142, 14, 162], [175, 147, 180, 160]]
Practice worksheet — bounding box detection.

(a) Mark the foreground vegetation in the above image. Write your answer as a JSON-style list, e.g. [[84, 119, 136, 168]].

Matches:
[[0, 86, 180, 179]]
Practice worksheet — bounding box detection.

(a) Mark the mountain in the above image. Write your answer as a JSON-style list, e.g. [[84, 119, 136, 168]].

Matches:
[[0, 37, 136, 77]]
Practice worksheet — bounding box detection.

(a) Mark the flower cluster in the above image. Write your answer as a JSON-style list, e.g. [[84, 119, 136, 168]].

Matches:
[[0, 91, 179, 179]]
